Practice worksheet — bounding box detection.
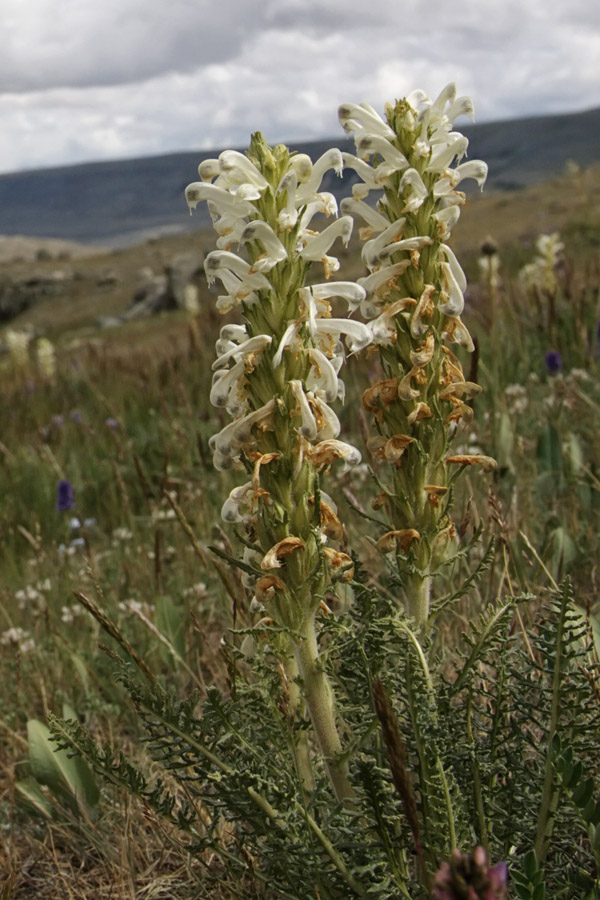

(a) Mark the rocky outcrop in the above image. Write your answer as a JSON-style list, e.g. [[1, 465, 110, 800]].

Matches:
[[0, 270, 72, 321], [99, 251, 205, 327]]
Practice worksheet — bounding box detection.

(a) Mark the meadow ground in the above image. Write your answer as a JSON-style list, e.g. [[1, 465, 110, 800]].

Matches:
[[1, 161, 600, 898]]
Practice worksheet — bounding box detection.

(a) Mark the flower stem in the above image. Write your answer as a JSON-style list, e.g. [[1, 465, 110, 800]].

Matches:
[[293, 615, 354, 804], [404, 573, 432, 629], [283, 652, 315, 794]]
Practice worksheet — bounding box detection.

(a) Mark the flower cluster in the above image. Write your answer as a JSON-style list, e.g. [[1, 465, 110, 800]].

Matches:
[[520, 231, 564, 295], [187, 134, 376, 801], [338, 84, 493, 623], [186, 135, 369, 629], [432, 846, 508, 900], [4, 329, 32, 369]]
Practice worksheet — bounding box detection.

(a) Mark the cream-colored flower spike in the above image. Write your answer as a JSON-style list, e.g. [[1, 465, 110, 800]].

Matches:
[[338, 85, 492, 628], [187, 133, 375, 803]]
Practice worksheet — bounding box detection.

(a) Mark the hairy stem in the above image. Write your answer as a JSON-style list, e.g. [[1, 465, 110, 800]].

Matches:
[[294, 615, 354, 804], [283, 652, 315, 794], [405, 573, 432, 629]]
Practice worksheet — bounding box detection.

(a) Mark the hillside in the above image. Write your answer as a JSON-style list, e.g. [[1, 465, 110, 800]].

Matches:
[[0, 105, 599, 246]]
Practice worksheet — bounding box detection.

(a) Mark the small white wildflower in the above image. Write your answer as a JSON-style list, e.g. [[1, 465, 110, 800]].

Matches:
[[182, 582, 208, 600], [1, 627, 35, 652]]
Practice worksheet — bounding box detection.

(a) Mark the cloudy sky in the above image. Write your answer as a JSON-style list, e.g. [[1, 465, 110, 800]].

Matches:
[[1, 0, 599, 175]]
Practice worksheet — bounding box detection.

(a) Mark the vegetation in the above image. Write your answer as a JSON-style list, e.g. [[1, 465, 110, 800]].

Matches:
[[1, 91, 600, 899]]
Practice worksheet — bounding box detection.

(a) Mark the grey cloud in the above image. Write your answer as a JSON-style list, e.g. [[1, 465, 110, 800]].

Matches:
[[1, 0, 261, 92], [0, 0, 599, 174]]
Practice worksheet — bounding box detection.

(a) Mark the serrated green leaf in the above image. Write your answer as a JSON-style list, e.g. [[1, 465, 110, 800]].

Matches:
[[591, 823, 600, 854], [513, 882, 533, 900], [572, 778, 595, 809], [15, 776, 54, 819], [27, 718, 99, 813], [564, 759, 583, 788], [524, 849, 539, 882], [589, 607, 600, 661], [562, 760, 574, 785], [583, 796, 597, 824]]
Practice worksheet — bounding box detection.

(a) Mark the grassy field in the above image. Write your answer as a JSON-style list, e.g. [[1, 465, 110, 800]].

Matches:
[[1, 161, 600, 898]]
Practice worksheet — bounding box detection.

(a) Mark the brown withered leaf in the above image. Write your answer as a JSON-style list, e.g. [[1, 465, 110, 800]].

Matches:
[[323, 547, 354, 582], [376, 529, 421, 554], [261, 536, 305, 569], [384, 434, 415, 464], [446, 454, 497, 472]]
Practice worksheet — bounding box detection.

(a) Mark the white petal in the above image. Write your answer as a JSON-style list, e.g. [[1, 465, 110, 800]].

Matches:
[[296, 148, 343, 201], [307, 348, 340, 402], [446, 96, 475, 125], [355, 134, 409, 171], [438, 244, 467, 292], [290, 380, 318, 440], [358, 261, 412, 296], [309, 281, 367, 309], [315, 318, 372, 353], [361, 218, 407, 269], [426, 135, 469, 173], [212, 334, 272, 371], [198, 158, 220, 181], [210, 360, 246, 407], [219, 150, 268, 191], [241, 220, 288, 270], [185, 182, 256, 217], [451, 159, 488, 189], [299, 216, 353, 261], [434, 205, 461, 235], [299, 193, 338, 230], [272, 322, 299, 368], [437, 262, 465, 316], [366, 234, 432, 269], [340, 197, 390, 233], [204, 251, 272, 291], [276, 170, 300, 229], [338, 101, 395, 139], [399, 168, 429, 211], [290, 153, 313, 181], [311, 394, 341, 440]]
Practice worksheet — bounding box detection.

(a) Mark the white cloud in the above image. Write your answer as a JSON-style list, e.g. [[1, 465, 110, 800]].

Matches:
[[0, 0, 599, 173]]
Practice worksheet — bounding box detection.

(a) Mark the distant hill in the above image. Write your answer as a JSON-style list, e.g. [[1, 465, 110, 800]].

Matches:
[[1, 106, 599, 246]]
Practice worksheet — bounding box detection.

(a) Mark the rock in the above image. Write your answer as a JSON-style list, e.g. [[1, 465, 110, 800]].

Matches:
[[0, 270, 72, 322], [166, 252, 204, 308], [96, 269, 119, 288]]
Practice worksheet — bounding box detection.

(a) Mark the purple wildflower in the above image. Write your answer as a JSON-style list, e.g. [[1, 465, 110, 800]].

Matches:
[[56, 479, 74, 512], [105, 417, 119, 429], [70, 409, 83, 424], [432, 847, 508, 899], [545, 350, 562, 376]]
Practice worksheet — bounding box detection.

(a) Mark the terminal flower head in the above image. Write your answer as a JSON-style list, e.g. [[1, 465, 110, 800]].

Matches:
[[186, 131, 368, 629], [338, 85, 491, 625]]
